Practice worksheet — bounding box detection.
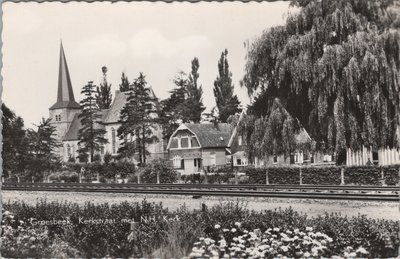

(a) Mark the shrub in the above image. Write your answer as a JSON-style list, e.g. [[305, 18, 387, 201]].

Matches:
[[382, 165, 400, 185], [93, 154, 102, 162], [3, 201, 399, 258], [140, 159, 178, 183], [246, 167, 300, 184], [246, 165, 400, 186], [344, 166, 381, 185], [302, 167, 341, 185], [1, 208, 81, 258], [103, 152, 112, 165], [48, 170, 79, 183]]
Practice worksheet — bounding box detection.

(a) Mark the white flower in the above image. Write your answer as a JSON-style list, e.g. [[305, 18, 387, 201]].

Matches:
[[214, 224, 221, 229], [306, 227, 313, 232], [304, 252, 311, 257], [219, 239, 227, 248], [281, 245, 289, 252], [223, 229, 229, 232], [349, 252, 357, 257], [273, 227, 280, 232], [3, 211, 10, 216], [356, 247, 368, 254], [231, 228, 237, 233], [234, 222, 242, 227]]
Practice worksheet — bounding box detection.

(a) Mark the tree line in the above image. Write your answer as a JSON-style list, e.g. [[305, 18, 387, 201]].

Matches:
[[2, 50, 242, 179]]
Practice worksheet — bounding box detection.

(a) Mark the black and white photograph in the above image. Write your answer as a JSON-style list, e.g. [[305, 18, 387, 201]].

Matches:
[[1, 0, 399, 258]]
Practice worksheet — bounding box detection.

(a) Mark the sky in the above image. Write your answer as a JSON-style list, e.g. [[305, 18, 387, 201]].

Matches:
[[2, 1, 293, 128]]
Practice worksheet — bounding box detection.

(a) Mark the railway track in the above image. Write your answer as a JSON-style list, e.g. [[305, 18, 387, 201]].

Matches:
[[2, 183, 399, 202]]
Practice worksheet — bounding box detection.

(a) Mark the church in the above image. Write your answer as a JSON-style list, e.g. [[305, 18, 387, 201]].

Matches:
[[49, 43, 166, 163]]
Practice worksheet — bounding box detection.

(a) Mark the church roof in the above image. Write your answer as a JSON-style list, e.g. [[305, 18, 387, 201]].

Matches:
[[63, 113, 81, 141], [102, 90, 128, 124], [63, 112, 107, 141], [50, 42, 80, 110]]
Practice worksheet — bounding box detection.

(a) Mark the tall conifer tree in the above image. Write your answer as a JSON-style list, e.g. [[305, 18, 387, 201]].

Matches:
[[119, 72, 131, 92], [26, 118, 61, 180], [118, 73, 158, 165], [213, 49, 242, 122], [78, 81, 108, 162], [96, 66, 113, 110]]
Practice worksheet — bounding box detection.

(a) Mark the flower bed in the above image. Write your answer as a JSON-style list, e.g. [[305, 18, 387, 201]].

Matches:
[[2, 200, 399, 258], [190, 224, 370, 258]]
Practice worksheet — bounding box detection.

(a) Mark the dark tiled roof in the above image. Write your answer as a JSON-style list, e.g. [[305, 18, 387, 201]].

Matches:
[[103, 90, 128, 124], [50, 100, 80, 110], [63, 112, 106, 141], [271, 98, 311, 144], [185, 123, 233, 148], [63, 113, 81, 141], [50, 43, 80, 110]]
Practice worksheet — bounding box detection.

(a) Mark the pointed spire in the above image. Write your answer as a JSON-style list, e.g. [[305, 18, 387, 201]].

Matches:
[[50, 42, 80, 110]]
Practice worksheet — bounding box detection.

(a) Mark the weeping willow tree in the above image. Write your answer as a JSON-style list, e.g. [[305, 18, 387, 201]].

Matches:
[[241, 0, 400, 159], [229, 98, 312, 161]]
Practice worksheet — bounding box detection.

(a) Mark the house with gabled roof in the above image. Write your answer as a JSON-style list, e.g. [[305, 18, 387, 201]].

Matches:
[[166, 123, 233, 174], [49, 42, 166, 163]]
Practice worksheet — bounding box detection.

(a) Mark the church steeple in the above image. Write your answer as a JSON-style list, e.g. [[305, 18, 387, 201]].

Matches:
[[50, 41, 80, 110]]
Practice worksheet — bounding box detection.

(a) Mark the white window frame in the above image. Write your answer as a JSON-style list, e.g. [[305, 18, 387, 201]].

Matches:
[[273, 156, 278, 164], [172, 155, 182, 169], [210, 153, 216, 166]]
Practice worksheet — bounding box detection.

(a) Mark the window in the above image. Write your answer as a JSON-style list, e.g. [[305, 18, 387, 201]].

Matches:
[[173, 156, 181, 168], [100, 146, 105, 155], [194, 159, 197, 167], [237, 158, 242, 165], [295, 154, 298, 163], [67, 144, 71, 157], [273, 156, 278, 164], [210, 153, 216, 166], [323, 154, 332, 162], [181, 138, 189, 148], [238, 136, 242, 146], [111, 128, 116, 154], [55, 115, 61, 121], [191, 137, 199, 147], [170, 138, 179, 149]]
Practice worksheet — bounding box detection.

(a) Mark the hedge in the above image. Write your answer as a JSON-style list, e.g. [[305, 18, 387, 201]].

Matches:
[[344, 166, 381, 185], [245, 165, 400, 185], [302, 167, 341, 185]]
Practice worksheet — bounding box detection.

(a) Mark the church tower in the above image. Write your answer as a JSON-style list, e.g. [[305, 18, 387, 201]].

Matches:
[[49, 42, 81, 154]]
